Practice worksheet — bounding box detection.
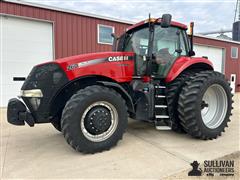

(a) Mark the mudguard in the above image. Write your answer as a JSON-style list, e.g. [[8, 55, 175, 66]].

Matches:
[[165, 56, 214, 82], [97, 81, 135, 113]]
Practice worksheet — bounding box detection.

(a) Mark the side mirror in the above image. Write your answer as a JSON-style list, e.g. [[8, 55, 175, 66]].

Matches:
[[161, 14, 172, 28], [189, 50, 195, 56], [111, 33, 117, 39]]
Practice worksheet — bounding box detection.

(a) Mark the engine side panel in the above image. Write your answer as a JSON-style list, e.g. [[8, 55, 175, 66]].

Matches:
[[55, 52, 135, 82]]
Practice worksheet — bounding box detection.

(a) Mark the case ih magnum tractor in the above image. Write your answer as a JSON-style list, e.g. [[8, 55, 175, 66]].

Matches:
[[7, 14, 233, 153]]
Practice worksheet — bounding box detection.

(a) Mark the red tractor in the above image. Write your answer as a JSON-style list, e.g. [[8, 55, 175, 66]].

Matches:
[[7, 14, 233, 153]]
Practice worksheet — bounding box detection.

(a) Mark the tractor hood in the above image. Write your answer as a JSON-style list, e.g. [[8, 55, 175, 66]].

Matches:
[[50, 51, 135, 81], [54, 51, 133, 66], [21, 51, 134, 121]]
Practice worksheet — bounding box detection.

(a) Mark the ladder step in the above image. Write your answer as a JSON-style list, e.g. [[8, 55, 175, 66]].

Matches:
[[155, 95, 166, 98], [155, 86, 166, 89], [155, 115, 169, 119], [155, 126, 172, 130], [155, 105, 167, 108]]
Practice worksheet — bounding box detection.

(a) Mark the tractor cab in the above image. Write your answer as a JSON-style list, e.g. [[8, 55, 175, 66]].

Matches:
[[113, 15, 196, 126], [117, 14, 193, 78]]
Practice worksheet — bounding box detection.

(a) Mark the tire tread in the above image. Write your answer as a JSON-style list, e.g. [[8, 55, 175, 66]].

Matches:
[[61, 85, 128, 154]]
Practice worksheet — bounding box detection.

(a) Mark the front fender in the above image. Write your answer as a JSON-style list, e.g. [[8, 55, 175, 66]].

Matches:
[[165, 57, 213, 82], [97, 81, 135, 113]]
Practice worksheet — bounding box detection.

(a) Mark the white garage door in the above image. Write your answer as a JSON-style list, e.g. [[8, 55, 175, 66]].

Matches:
[[0, 15, 53, 107], [194, 44, 224, 73]]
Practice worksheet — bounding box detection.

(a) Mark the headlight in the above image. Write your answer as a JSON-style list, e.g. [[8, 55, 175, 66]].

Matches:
[[20, 89, 43, 97]]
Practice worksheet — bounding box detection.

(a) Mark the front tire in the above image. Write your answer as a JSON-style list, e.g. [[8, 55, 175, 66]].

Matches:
[[178, 71, 233, 140], [51, 121, 62, 132], [61, 85, 128, 153]]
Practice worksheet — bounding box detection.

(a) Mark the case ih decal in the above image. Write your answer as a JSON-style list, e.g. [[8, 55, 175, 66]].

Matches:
[[108, 56, 132, 62]]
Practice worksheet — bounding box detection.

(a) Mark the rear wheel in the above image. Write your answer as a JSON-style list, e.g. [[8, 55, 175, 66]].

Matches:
[[178, 71, 233, 139], [166, 71, 197, 133], [61, 85, 128, 153]]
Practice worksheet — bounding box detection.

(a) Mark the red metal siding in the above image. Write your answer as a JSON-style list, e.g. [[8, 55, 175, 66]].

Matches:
[[194, 36, 240, 92], [0, 1, 131, 59]]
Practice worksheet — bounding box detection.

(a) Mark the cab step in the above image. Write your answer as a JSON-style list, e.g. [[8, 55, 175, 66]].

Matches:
[[155, 105, 167, 108], [154, 83, 171, 129], [155, 115, 169, 119], [155, 126, 172, 130], [154, 120, 171, 130], [155, 95, 166, 98], [155, 85, 166, 89]]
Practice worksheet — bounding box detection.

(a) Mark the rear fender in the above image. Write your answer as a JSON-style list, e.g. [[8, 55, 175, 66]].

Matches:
[[165, 57, 213, 82]]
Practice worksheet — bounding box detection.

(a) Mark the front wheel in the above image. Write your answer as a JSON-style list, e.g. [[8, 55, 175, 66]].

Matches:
[[178, 71, 233, 140], [61, 85, 128, 153], [51, 121, 62, 132]]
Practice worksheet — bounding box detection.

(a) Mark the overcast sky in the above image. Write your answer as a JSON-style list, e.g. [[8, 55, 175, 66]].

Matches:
[[26, 0, 237, 35]]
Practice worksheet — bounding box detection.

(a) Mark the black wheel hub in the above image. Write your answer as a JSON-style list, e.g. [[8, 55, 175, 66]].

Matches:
[[201, 100, 209, 109], [84, 106, 112, 135]]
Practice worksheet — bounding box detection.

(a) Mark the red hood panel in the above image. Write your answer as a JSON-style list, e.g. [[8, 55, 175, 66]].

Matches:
[[54, 52, 128, 64], [54, 51, 135, 82]]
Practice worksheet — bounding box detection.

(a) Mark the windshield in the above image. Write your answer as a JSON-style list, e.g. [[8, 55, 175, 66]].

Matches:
[[119, 25, 188, 77]]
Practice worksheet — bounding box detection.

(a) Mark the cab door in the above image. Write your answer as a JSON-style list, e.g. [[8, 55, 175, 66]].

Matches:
[[151, 26, 189, 78]]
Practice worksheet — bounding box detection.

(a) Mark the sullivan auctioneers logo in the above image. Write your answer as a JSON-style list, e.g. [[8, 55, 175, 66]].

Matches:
[[188, 160, 234, 177]]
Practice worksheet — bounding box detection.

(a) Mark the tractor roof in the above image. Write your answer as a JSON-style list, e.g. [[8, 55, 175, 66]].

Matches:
[[126, 18, 188, 32]]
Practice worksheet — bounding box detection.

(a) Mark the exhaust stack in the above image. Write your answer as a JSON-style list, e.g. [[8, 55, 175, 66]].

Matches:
[[233, 0, 240, 41]]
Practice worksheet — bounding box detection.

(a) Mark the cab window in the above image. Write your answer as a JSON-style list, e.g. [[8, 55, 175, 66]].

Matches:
[[124, 27, 149, 56], [124, 27, 149, 75], [121, 25, 188, 77], [152, 26, 187, 77], [153, 27, 187, 56]]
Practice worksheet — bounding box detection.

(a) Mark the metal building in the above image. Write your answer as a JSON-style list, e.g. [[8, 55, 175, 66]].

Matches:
[[193, 35, 240, 93], [0, 0, 132, 106], [0, 0, 239, 106]]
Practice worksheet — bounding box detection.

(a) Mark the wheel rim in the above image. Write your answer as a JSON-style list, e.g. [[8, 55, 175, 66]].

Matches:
[[201, 84, 228, 129], [81, 101, 118, 142]]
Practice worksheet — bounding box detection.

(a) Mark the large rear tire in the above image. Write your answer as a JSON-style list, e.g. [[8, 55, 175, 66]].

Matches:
[[61, 85, 128, 153], [166, 71, 196, 133], [178, 71, 233, 140]]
